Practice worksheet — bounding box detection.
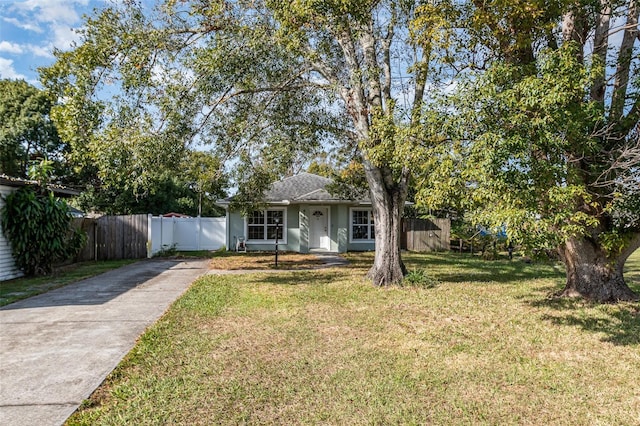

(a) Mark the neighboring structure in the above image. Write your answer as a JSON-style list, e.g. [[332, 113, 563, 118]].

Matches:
[[0, 175, 78, 281], [217, 173, 376, 253], [0, 179, 22, 281]]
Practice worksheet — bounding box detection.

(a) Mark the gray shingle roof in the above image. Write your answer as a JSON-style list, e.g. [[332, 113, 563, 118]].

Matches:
[[217, 172, 370, 206], [265, 173, 343, 202]]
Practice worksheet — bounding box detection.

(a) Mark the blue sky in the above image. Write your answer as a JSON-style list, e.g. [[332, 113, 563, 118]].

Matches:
[[0, 0, 107, 85]]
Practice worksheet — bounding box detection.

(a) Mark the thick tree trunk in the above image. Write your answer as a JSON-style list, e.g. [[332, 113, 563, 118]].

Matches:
[[331, 19, 413, 287], [365, 164, 408, 286], [558, 236, 639, 302]]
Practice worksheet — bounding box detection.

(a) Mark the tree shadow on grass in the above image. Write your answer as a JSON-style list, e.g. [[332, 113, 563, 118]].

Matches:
[[346, 252, 565, 284], [421, 258, 564, 284], [435, 267, 561, 284], [255, 270, 348, 286], [530, 296, 640, 346]]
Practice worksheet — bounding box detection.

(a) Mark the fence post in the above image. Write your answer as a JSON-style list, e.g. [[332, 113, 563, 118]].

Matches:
[[411, 219, 416, 252], [160, 216, 164, 252], [147, 214, 152, 258], [197, 216, 201, 251], [93, 220, 98, 261], [172, 217, 176, 250]]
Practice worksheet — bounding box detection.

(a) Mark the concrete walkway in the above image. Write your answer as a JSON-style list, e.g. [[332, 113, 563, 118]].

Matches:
[[0, 259, 209, 426], [310, 252, 350, 268]]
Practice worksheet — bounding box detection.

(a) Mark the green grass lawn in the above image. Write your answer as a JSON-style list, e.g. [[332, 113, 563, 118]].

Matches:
[[0, 259, 137, 307], [69, 251, 639, 425], [625, 248, 640, 287]]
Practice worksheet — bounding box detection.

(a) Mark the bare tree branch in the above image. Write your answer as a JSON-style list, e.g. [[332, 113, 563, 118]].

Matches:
[[610, 0, 639, 122], [590, 0, 612, 103]]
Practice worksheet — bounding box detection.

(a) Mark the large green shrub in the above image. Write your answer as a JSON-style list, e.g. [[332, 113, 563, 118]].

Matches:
[[1, 186, 86, 276]]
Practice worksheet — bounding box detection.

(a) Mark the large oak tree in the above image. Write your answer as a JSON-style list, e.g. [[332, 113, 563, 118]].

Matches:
[[43, 0, 447, 285], [419, 0, 639, 301]]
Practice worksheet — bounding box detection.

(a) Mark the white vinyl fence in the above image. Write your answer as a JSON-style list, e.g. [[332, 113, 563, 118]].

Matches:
[[150, 216, 226, 255]]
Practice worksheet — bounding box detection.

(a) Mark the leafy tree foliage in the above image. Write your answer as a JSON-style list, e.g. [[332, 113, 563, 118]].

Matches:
[[0, 79, 64, 178], [1, 185, 85, 276], [418, 0, 639, 302], [71, 149, 228, 216]]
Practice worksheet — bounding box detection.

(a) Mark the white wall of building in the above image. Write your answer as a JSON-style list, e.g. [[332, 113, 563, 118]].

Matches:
[[0, 185, 23, 281]]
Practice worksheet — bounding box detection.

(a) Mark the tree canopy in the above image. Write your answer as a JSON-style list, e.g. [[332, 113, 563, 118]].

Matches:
[[0, 79, 64, 178], [417, 0, 639, 301]]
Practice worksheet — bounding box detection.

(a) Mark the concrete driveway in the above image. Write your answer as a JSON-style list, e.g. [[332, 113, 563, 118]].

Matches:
[[0, 259, 209, 426]]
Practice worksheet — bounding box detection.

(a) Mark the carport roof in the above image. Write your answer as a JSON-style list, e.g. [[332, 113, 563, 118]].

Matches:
[[0, 175, 79, 197]]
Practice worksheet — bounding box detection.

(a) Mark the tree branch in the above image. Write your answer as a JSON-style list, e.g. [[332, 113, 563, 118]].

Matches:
[[360, 22, 383, 111], [380, 5, 395, 109], [609, 0, 638, 122], [590, 0, 612, 103]]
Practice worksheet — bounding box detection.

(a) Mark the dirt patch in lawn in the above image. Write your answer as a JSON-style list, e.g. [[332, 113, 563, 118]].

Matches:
[[209, 252, 327, 270]]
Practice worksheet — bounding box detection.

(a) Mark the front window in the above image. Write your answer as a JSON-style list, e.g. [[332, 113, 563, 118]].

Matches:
[[246, 209, 285, 241], [351, 209, 374, 241]]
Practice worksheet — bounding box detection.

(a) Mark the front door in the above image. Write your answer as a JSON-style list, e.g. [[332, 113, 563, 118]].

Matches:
[[309, 207, 329, 250]]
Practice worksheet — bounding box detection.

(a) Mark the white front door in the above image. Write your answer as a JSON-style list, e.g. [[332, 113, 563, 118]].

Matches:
[[309, 207, 329, 250]]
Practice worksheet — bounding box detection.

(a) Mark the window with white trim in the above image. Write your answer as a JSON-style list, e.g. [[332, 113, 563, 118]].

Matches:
[[246, 209, 285, 241], [350, 208, 374, 241]]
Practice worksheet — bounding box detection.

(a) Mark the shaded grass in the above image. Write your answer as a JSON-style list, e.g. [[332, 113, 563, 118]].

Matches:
[[529, 249, 640, 346], [68, 251, 640, 425], [0, 259, 137, 307]]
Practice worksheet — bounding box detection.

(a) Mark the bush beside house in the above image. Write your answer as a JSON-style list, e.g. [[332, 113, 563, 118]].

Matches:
[[0, 176, 83, 279]]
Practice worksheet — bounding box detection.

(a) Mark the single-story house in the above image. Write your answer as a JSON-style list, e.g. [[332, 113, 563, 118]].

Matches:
[[217, 172, 376, 253], [0, 175, 79, 281]]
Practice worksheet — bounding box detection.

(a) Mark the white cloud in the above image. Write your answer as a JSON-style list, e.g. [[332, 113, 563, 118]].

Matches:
[[50, 22, 82, 50], [0, 1, 105, 82], [26, 43, 54, 58], [2, 16, 44, 33], [0, 41, 24, 54], [13, 0, 88, 25], [0, 57, 27, 80], [0, 41, 53, 58], [2, 0, 91, 56]]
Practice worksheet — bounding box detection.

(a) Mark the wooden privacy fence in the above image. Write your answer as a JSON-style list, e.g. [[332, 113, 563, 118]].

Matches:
[[402, 218, 451, 252], [71, 214, 227, 262], [72, 214, 149, 261]]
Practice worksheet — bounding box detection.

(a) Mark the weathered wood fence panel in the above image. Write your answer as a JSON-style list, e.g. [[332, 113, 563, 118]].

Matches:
[[402, 218, 451, 252], [72, 214, 149, 261], [72, 218, 96, 261]]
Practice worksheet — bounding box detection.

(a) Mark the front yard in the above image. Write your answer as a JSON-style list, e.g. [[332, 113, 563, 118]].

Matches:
[[69, 251, 639, 425]]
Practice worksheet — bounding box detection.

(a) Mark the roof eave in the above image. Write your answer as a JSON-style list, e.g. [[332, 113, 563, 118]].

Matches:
[[0, 175, 79, 197]]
